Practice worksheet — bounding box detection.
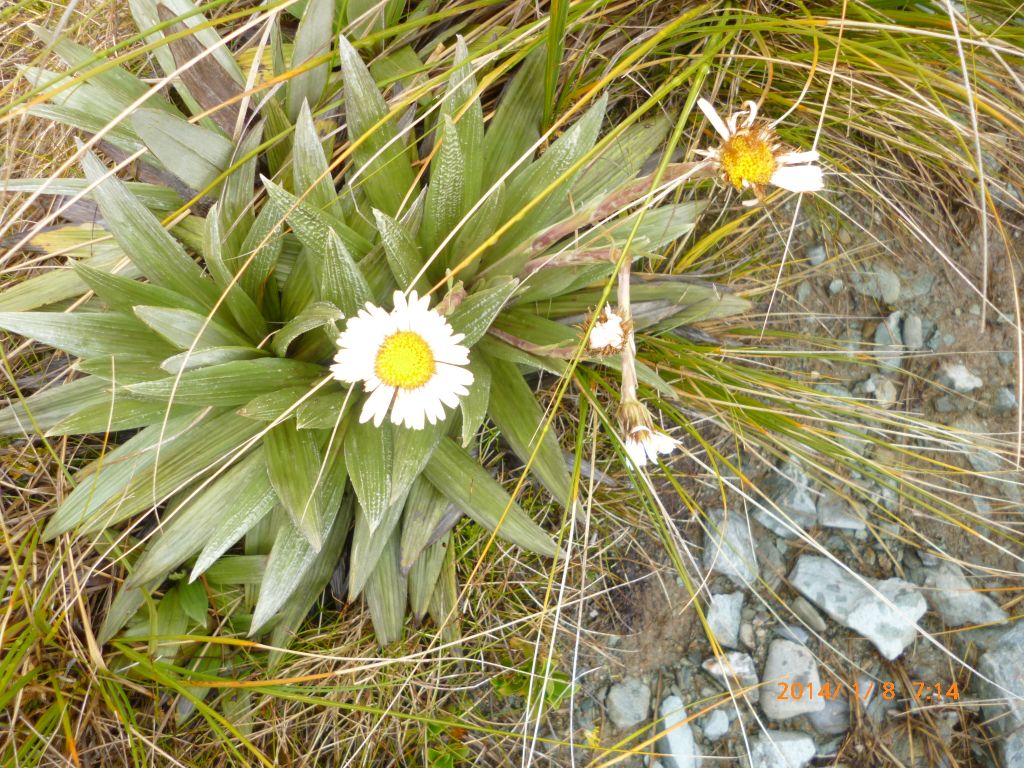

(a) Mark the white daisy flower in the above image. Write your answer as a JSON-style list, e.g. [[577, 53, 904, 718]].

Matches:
[[696, 98, 823, 203], [330, 290, 473, 430], [617, 399, 680, 469], [588, 306, 630, 354]]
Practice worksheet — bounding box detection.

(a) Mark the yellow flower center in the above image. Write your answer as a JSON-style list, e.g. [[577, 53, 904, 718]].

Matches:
[[720, 131, 777, 189], [374, 331, 436, 389]]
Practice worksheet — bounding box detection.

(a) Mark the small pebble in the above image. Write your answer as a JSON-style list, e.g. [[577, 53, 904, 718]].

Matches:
[[903, 314, 924, 351], [994, 387, 1017, 414], [941, 362, 984, 393], [806, 244, 827, 266], [998, 350, 1015, 366], [796, 280, 813, 304], [828, 278, 844, 295], [701, 709, 730, 741]]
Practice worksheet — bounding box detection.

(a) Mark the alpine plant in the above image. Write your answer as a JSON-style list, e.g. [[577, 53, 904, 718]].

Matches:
[[0, 0, 790, 654]]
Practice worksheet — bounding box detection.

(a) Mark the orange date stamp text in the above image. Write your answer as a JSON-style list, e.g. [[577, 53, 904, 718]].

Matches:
[[776, 680, 961, 703]]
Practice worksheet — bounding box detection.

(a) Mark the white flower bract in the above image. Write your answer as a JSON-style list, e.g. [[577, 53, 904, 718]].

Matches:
[[623, 425, 681, 468], [696, 97, 823, 202], [330, 290, 473, 430], [588, 306, 628, 353]]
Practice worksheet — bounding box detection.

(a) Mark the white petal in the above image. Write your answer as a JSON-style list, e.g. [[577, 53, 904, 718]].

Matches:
[[770, 164, 824, 193], [361, 384, 395, 427], [624, 438, 649, 468], [776, 149, 819, 165], [697, 98, 732, 141]]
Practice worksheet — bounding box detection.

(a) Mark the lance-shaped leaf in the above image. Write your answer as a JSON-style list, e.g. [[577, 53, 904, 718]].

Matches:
[[73, 262, 207, 317], [484, 355, 571, 506], [408, 535, 448, 622], [45, 410, 262, 539], [237, 199, 286, 301], [218, 122, 263, 266], [2, 178, 182, 212], [134, 306, 252, 351], [424, 438, 558, 557], [373, 209, 426, 292], [128, 450, 274, 586], [337, 35, 415, 216], [271, 301, 344, 358], [296, 390, 353, 429], [293, 101, 344, 221], [203, 555, 266, 585], [126, 358, 324, 406], [250, 494, 346, 635], [347, 493, 405, 600], [480, 47, 545, 189], [81, 150, 219, 304], [160, 346, 266, 375], [446, 277, 519, 347], [0, 311, 176, 360], [0, 377, 106, 435], [364, 529, 406, 645], [204, 207, 268, 343], [237, 386, 315, 422], [420, 116, 464, 272], [427, 541, 459, 643], [262, 179, 371, 314], [78, 354, 171, 383], [50, 397, 193, 437], [265, 421, 328, 549], [132, 108, 234, 192], [389, 415, 450, 508], [400, 476, 456, 574], [460, 355, 491, 446], [442, 37, 484, 205], [286, 0, 334, 120], [344, 417, 392, 531]]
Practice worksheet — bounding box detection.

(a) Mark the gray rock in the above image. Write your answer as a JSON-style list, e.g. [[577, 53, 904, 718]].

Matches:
[[789, 555, 926, 660], [901, 270, 936, 299], [775, 625, 810, 645], [993, 387, 1017, 414], [760, 639, 826, 720], [656, 696, 701, 768], [703, 510, 759, 588], [903, 314, 924, 351], [850, 265, 900, 304], [828, 279, 844, 295], [791, 595, 828, 633], [941, 362, 984, 393], [817, 488, 865, 531], [806, 244, 826, 266], [701, 709, 729, 741], [977, 622, 1024, 766], [873, 311, 903, 369], [922, 561, 1007, 627], [756, 458, 818, 537], [858, 374, 898, 408], [807, 689, 851, 736], [998, 350, 1015, 366], [606, 677, 651, 730], [814, 383, 853, 399], [796, 281, 813, 305], [748, 731, 816, 768], [702, 652, 758, 691], [707, 592, 744, 648]]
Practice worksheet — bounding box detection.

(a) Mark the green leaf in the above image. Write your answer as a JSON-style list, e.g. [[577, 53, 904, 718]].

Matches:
[[218, 122, 264, 265], [286, 0, 334, 119], [160, 346, 266, 375], [73, 262, 207, 317], [427, 541, 459, 642], [446, 278, 519, 347], [460, 355, 491, 446], [399, 476, 452, 574], [372, 209, 426, 292], [424, 438, 558, 557], [337, 35, 415, 216], [77, 354, 170, 383], [265, 421, 328, 549], [271, 301, 343, 357], [153, 587, 189, 662], [408, 535, 448, 623], [51, 397, 193, 437], [43, 410, 263, 540], [237, 199, 285, 303], [484, 355, 571, 506], [442, 37, 484, 206], [237, 386, 315, 422], [347, 496, 405, 601], [1, 178, 182, 212], [480, 47, 545, 190], [132, 108, 234, 192], [295, 390, 352, 429], [126, 358, 325, 407], [81, 150, 219, 304], [178, 580, 209, 624], [389, 415, 449, 508], [134, 306, 252, 350], [0, 377, 108, 435], [0, 310, 176, 359], [364, 529, 406, 645], [571, 118, 669, 204], [293, 101, 344, 221], [203, 555, 266, 585], [203, 208, 269, 343], [420, 116, 464, 272], [346, 0, 403, 36], [344, 417, 393, 531]]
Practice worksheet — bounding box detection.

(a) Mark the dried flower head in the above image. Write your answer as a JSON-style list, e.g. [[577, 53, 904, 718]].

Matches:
[[617, 398, 680, 468], [586, 305, 631, 354], [696, 98, 823, 203]]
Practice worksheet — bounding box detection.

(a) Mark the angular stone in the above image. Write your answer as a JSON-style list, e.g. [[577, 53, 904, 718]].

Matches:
[[817, 488, 865, 531], [941, 362, 983, 393], [789, 555, 926, 660], [922, 561, 1007, 627], [702, 709, 729, 741], [850, 264, 900, 304], [755, 458, 818, 537], [760, 639, 826, 720], [606, 677, 650, 730], [702, 651, 758, 692], [656, 695, 701, 768], [707, 592, 744, 648], [903, 314, 924, 351], [749, 731, 816, 768], [977, 622, 1024, 766], [703, 509, 759, 588]]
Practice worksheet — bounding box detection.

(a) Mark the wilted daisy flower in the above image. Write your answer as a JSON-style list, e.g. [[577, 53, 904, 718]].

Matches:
[[331, 290, 473, 430], [587, 305, 630, 354], [617, 399, 680, 469], [696, 97, 823, 202]]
